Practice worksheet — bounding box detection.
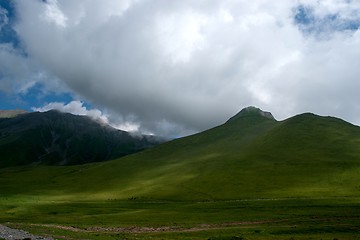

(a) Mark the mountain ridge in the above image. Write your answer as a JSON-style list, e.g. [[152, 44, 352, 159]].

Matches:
[[226, 106, 275, 123], [0, 110, 164, 168], [1, 106, 360, 201], [65, 106, 359, 200], [0, 106, 360, 240]]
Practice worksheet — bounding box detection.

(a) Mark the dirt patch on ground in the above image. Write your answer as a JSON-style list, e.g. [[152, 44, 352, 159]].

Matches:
[[32, 219, 284, 234]]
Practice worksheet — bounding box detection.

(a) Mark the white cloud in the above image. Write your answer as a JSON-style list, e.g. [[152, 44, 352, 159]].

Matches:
[[32, 100, 108, 122], [6, 0, 360, 136], [0, 42, 69, 101], [113, 122, 140, 133], [42, 0, 68, 28], [302, 0, 360, 19], [156, 10, 208, 63], [32, 100, 142, 133], [0, 43, 37, 93]]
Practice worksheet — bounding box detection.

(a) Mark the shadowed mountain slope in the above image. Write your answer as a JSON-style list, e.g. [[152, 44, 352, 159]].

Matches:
[[0, 110, 163, 168]]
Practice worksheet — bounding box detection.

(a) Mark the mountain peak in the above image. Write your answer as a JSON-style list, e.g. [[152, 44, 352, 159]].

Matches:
[[227, 106, 275, 123]]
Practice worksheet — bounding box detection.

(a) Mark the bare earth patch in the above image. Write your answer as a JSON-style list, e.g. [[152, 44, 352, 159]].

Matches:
[[31, 219, 284, 234], [0, 224, 53, 240]]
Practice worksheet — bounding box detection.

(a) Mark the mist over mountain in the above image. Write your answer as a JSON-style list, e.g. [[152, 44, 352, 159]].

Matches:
[[0, 110, 164, 168]]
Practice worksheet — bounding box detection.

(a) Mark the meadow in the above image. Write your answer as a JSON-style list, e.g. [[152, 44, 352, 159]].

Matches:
[[1, 108, 360, 239], [1, 195, 360, 239]]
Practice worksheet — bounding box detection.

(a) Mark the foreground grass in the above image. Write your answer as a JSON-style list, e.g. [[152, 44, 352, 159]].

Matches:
[[1, 197, 360, 239]]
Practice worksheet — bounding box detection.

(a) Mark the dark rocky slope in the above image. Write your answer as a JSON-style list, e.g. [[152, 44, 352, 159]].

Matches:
[[0, 110, 164, 167]]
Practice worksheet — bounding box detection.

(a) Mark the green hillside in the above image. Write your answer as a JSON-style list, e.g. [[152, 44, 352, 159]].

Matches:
[[1, 106, 360, 239], [1, 106, 360, 200]]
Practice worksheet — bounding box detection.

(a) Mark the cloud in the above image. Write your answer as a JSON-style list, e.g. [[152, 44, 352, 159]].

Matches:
[[32, 100, 141, 132], [42, 0, 68, 28], [294, 2, 360, 37], [0, 4, 68, 100], [0, 6, 33, 93], [6, 0, 360, 136], [0, 43, 36, 93], [32, 100, 107, 122]]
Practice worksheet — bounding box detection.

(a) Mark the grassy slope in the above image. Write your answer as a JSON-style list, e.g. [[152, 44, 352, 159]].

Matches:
[[1, 109, 360, 239], [0, 111, 278, 200], [1, 110, 360, 201]]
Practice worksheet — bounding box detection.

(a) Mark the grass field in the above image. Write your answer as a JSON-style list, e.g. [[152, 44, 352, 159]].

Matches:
[[1, 194, 360, 239], [1, 108, 360, 239], [1, 196, 360, 239]]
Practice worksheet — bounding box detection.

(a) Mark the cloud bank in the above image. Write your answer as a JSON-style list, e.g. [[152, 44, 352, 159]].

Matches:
[[33, 100, 141, 132], [33, 100, 108, 123], [2, 0, 360, 136]]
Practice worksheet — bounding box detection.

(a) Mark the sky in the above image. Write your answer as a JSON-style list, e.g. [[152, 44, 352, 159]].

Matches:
[[1, 0, 360, 137]]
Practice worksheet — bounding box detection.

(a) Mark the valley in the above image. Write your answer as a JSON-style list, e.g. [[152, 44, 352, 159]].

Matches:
[[1, 107, 360, 239]]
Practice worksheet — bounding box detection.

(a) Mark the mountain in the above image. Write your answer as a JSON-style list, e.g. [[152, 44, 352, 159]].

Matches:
[[0, 109, 28, 118], [2, 106, 360, 202], [226, 106, 275, 122], [0, 110, 164, 168]]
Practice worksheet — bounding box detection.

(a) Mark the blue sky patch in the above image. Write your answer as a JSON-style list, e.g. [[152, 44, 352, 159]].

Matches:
[[0, 83, 75, 111], [294, 4, 360, 37], [0, 0, 22, 50]]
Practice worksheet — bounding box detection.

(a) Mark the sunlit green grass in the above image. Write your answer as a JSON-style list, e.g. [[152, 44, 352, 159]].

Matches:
[[2, 197, 360, 239], [1, 111, 360, 238]]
